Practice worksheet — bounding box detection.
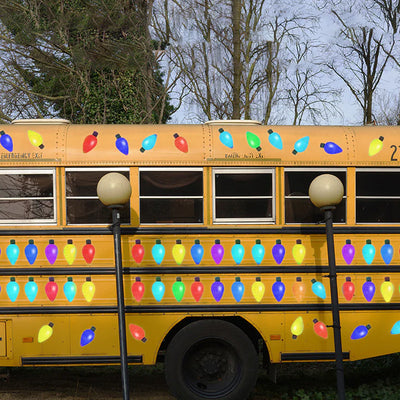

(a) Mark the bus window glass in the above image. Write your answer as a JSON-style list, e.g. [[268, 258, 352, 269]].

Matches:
[[140, 169, 203, 223], [66, 168, 130, 224], [0, 169, 55, 223], [356, 169, 400, 223], [213, 168, 274, 223], [285, 169, 346, 223]]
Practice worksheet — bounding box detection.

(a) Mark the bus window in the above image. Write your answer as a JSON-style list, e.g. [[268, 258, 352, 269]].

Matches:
[[285, 168, 346, 223], [140, 168, 203, 223], [213, 168, 274, 223], [0, 168, 55, 224], [356, 168, 400, 223], [66, 168, 130, 224]]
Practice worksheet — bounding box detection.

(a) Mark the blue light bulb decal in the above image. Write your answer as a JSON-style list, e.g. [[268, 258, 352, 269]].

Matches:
[[311, 279, 326, 299], [63, 277, 77, 302], [152, 277, 165, 302], [81, 327, 96, 346], [351, 324, 371, 340], [0, 130, 13, 152], [362, 240, 375, 264], [6, 240, 19, 265], [231, 277, 244, 302], [267, 129, 283, 150], [7, 277, 19, 302], [140, 134, 157, 152], [191, 240, 204, 265], [115, 134, 129, 155], [391, 321, 400, 335], [320, 142, 342, 154], [231, 240, 245, 264], [152, 240, 165, 265], [272, 277, 285, 302], [25, 277, 38, 302], [24, 239, 38, 265], [251, 240, 265, 265], [218, 128, 234, 148], [380, 240, 393, 265], [292, 136, 309, 155]]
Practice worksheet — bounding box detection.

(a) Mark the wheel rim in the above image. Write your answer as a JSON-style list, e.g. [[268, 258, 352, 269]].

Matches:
[[182, 338, 242, 398]]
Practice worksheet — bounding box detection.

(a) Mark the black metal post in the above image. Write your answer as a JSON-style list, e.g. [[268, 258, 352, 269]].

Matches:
[[323, 207, 346, 400], [111, 206, 130, 400]]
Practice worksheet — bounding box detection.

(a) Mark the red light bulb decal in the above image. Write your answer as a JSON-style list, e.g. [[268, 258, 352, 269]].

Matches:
[[173, 133, 188, 153], [129, 324, 147, 342], [132, 277, 145, 302], [82, 240, 95, 264], [83, 131, 98, 153], [132, 240, 145, 264]]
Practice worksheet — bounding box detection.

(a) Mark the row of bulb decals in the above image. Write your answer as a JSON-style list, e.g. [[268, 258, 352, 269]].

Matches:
[[38, 323, 147, 346], [4, 276, 95, 303], [343, 239, 395, 265], [0, 129, 45, 152], [3, 239, 95, 265]]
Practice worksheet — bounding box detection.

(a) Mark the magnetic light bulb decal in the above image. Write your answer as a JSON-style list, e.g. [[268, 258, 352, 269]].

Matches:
[[369, 136, 384, 156], [252, 240, 265, 265], [82, 240, 95, 264], [45, 277, 58, 302], [25, 277, 38, 302], [173, 133, 189, 153], [172, 277, 186, 302], [25, 239, 38, 265], [231, 240, 245, 265], [291, 316, 304, 339], [351, 324, 371, 340], [211, 277, 224, 302], [172, 240, 186, 265], [129, 324, 147, 342], [211, 240, 224, 265], [267, 129, 282, 150], [381, 277, 394, 303], [231, 277, 244, 302], [83, 131, 98, 153], [292, 136, 309, 155], [191, 240, 204, 265], [80, 327, 96, 346], [362, 239, 375, 264], [380, 239, 393, 265], [152, 240, 165, 265], [362, 277, 375, 302], [152, 277, 165, 302], [272, 277, 285, 302], [313, 319, 328, 339], [64, 277, 77, 302], [191, 277, 204, 302], [218, 128, 234, 148], [115, 134, 129, 155], [82, 277, 95, 303], [28, 130, 44, 149], [292, 277, 306, 302], [132, 277, 145, 302], [320, 142, 342, 154], [391, 321, 400, 335], [63, 240, 77, 265], [0, 130, 13, 152], [246, 131, 262, 151], [272, 239, 285, 265], [292, 240, 306, 265], [251, 277, 265, 302], [140, 134, 157, 152], [6, 240, 19, 265], [45, 240, 58, 265], [311, 279, 326, 299], [342, 239, 355, 265], [342, 277, 355, 301], [132, 240, 145, 264], [6, 277, 19, 302], [38, 322, 54, 343]]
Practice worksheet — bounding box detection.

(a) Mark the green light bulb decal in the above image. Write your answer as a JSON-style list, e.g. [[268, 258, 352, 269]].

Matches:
[[246, 131, 262, 151]]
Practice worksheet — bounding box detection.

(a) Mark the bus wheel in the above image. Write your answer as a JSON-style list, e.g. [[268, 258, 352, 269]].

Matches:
[[165, 319, 258, 400]]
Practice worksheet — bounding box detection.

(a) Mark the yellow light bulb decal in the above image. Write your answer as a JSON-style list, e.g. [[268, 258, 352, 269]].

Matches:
[[82, 277, 96, 303], [251, 277, 265, 302], [368, 136, 384, 156], [172, 240, 186, 265], [380, 277, 394, 303], [63, 240, 77, 265], [291, 316, 304, 339], [38, 322, 54, 343], [28, 130, 45, 149], [292, 240, 306, 265]]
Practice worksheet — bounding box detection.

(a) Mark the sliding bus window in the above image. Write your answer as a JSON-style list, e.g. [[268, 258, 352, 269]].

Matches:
[[0, 168, 56, 224], [213, 168, 275, 223], [285, 168, 346, 224], [356, 168, 400, 223], [66, 168, 130, 224], [140, 168, 203, 224]]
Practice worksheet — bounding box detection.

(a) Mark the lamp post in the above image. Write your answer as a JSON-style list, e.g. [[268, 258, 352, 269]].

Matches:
[[309, 174, 345, 400], [97, 172, 132, 400]]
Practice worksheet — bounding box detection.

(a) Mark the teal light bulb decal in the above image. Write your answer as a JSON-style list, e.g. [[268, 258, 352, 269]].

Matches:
[[362, 240, 375, 264], [391, 321, 400, 335], [231, 240, 245, 264], [6, 240, 19, 265], [218, 128, 234, 148], [7, 277, 19, 302], [311, 279, 326, 299], [152, 277, 165, 302], [380, 240, 393, 265], [292, 136, 309, 155], [267, 129, 283, 150], [140, 134, 157, 152], [251, 240, 265, 265], [25, 277, 38, 302], [25, 239, 38, 265], [63, 277, 77, 302], [246, 131, 262, 151], [152, 240, 165, 265]]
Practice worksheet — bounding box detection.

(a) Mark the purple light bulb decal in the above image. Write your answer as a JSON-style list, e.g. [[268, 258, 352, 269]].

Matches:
[[211, 240, 224, 265], [45, 240, 58, 265], [211, 277, 224, 302], [342, 239, 355, 265], [272, 240, 285, 265], [362, 277, 375, 302]]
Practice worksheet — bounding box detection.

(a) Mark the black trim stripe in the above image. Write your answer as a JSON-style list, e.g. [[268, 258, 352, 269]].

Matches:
[[281, 352, 350, 361], [21, 355, 143, 365], [0, 268, 115, 276]]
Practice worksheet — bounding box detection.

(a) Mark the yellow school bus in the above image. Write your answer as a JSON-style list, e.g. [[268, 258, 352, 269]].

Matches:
[[0, 118, 399, 399]]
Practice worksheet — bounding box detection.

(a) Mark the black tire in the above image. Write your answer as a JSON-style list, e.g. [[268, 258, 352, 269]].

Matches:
[[165, 319, 258, 400]]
